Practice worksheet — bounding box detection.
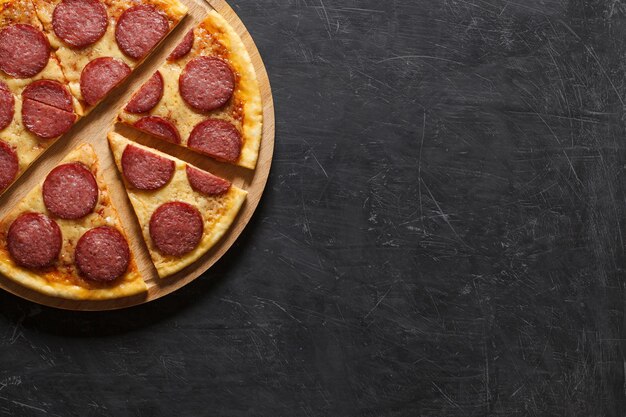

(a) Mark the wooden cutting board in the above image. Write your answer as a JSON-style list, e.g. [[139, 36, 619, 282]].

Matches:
[[0, 0, 275, 311]]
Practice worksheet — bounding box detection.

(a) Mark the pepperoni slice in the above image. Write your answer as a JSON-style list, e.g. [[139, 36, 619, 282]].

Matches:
[[0, 81, 14, 130], [121, 145, 175, 191], [0, 140, 18, 193], [179, 57, 235, 112], [125, 71, 163, 114], [80, 57, 131, 106], [43, 163, 98, 220], [115, 5, 169, 60], [188, 119, 242, 163], [186, 166, 231, 196], [149, 202, 203, 256], [7, 213, 61, 269], [168, 29, 194, 61], [0, 24, 50, 78], [75, 226, 130, 282], [52, 0, 108, 48], [23, 80, 73, 112], [22, 99, 76, 139], [133, 116, 180, 144]]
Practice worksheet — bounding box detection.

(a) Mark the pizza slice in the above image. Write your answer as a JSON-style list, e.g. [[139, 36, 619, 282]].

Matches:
[[0, 143, 146, 300], [118, 10, 263, 169], [108, 131, 247, 278], [31, 0, 187, 112], [0, 0, 81, 195]]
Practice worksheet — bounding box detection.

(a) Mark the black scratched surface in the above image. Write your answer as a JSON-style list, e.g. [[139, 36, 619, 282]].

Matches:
[[1, 0, 626, 416]]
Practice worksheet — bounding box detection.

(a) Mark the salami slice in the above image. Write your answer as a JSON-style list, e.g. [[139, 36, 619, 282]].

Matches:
[[168, 29, 194, 61], [125, 71, 164, 114], [52, 0, 108, 48], [7, 213, 61, 269], [179, 57, 235, 112], [0, 24, 50, 78], [23, 80, 73, 112], [80, 57, 131, 106], [121, 145, 175, 190], [149, 202, 203, 256], [133, 116, 181, 144], [0, 81, 15, 130], [75, 226, 130, 282], [188, 119, 242, 163], [22, 99, 76, 139], [0, 140, 18, 193], [43, 163, 98, 220], [186, 166, 231, 196], [115, 5, 169, 60]]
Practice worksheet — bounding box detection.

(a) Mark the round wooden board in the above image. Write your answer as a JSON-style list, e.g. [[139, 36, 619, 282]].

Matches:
[[0, 0, 275, 311]]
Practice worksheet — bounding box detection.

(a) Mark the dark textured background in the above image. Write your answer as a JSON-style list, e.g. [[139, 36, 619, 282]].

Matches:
[[2, 0, 626, 415]]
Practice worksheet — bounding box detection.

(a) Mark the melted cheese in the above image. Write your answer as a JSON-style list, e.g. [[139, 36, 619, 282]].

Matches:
[[0, 0, 82, 193], [32, 0, 187, 110]]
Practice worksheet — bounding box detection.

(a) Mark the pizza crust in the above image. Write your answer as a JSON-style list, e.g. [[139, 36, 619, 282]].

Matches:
[[202, 10, 263, 169], [118, 9, 263, 169], [108, 132, 248, 278], [0, 143, 146, 300]]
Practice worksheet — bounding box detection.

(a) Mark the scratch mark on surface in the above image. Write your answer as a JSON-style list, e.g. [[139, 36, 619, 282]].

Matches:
[[584, 45, 625, 107], [422, 180, 472, 249], [310, 150, 329, 178], [255, 296, 303, 324], [432, 382, 463, 410], [318, 0, 333, 39], [0, 396, 47, 413], [376, 55, 465, 66], [418, 111, 426, 227], [364, 284, 394, 319], [532, 111, 583, 185]]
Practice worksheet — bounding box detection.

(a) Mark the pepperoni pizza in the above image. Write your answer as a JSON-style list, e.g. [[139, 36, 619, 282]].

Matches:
[[0, 0, 81, 195], [118, 10, 263, 169], [108, 132, 247, 278], [31, 0, 187, 112], [0, 143, 146, 300], [0, 4, 266, 302]]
